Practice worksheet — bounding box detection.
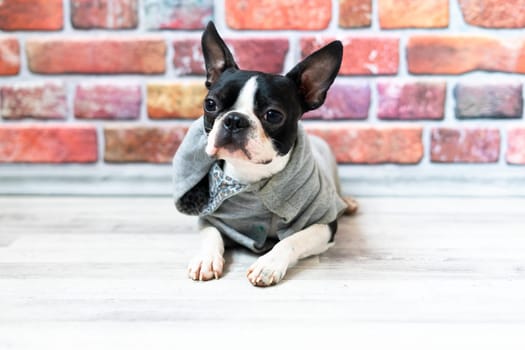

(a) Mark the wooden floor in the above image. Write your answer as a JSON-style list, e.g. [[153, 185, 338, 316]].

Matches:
[[1, 196, 525, 348]]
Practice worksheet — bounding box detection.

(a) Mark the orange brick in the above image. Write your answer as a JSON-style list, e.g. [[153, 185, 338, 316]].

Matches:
[[226, 0, 331, 30], [302, 37, 399, 75], [0, 0, 63, 30], [0, 125, 97, 163], [339, 0, 372, 28], [407, 35, 525, 74], [307, 126, 423, 164], [147, 82, 207, 119], [26, 37, 166, 74], [0, 37, 20, 76], [379, 0, 449, 29], [459, 0, 525, 28]]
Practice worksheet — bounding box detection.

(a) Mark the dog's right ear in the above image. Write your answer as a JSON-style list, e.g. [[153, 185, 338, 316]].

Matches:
[[201, 21, 238, 88]]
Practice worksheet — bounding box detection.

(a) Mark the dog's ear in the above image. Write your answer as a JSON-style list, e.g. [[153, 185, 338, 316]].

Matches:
[[286, 41, 343, 111], [201, 21, 239, 88]]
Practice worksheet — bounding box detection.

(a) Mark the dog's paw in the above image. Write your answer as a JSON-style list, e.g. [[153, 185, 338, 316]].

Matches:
[[343, 197, 359, 216], [247, 253, 289, 287], [187, 251, 225, 281]]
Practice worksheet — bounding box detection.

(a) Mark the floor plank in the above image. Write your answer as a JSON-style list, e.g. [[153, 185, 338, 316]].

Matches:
[[1, 196, 525, 348]]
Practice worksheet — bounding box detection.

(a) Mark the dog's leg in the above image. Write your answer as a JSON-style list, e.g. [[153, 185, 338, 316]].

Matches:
[[188, 225, 225, 281], [246, 224, 332, 287]]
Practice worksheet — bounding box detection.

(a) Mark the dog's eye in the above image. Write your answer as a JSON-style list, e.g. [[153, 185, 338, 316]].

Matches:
[[204, 98, 217, 112], [263, 110, 284, 124]]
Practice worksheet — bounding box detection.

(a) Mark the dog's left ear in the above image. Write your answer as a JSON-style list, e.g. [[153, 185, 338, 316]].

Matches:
[[286, 41, 343, 111], [202, 21, 239, 88]]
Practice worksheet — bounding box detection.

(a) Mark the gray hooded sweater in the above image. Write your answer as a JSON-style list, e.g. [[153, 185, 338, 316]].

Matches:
[[173, 117, 347, 253]]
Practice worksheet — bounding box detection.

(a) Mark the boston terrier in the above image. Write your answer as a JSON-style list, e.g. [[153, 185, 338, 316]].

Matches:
[[173, 22, 356, 287]]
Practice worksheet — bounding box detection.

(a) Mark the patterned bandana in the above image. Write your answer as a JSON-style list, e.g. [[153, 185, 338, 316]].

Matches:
[[201, 162, 246, 215]]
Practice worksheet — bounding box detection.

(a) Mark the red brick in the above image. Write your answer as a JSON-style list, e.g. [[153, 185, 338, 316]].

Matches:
[[431, 128, 500, 163], [75, 83, 141, 120], [71, 0, 138, 29], [339, 0, 372, 28], [377, 80, 446, 120], [0, 0, 63, 31], [507, 128, 525, 164], [227, 39, 289, 73], [173, 38, 206, 75], [306, 126, 423, 164], [0, 37, 20, 76], [104, 126, 188, 163], [144, 0, 212, 29], [407, 35, 525, 75], [173, 39, 206, 75], [454, 82, 523, 119], [459, 0, 525, 28], [173, 38, 289, 75], [302, 37, 399, 75], [379, 0, 449, 28], [0, 125, 97, 163], [226, 0, 331, 30], [303, 82, 370, 120], [26, 38, 166, 74], [1, 82, 67, 120], [147, 82, 207, 119]]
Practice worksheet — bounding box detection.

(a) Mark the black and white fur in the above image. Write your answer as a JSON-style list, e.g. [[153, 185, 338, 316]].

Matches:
[[188, 22, 344, 287]]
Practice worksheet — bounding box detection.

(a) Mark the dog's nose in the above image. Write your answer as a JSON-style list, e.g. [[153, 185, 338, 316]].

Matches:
[[223, 113, 249, 133]]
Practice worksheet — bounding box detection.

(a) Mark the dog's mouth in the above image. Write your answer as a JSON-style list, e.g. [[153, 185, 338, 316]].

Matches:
[[206, 143, 248, 159], [206, 143, 273, 165]]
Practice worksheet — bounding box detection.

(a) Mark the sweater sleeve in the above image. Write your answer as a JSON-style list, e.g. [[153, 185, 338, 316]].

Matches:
[[172, 117, 215, 215]]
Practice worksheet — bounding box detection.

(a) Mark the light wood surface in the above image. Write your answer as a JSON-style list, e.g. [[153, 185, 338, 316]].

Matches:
[[1, 196, 525, 348]]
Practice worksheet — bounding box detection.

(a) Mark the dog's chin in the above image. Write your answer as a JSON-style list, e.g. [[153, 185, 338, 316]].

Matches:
[[220, 150, 274, 165]]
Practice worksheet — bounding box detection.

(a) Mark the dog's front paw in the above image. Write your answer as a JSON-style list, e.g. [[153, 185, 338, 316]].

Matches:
[[247, 253, 289, 287], [187, 251, 224, 281]]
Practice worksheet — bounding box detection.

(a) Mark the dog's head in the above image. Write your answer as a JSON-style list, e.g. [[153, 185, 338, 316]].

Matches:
[[202, 22, 342, 166]]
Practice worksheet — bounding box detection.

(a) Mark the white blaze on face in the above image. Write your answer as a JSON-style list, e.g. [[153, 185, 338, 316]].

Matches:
[[233, 75, 258, 117], [205, 76, 278, 165]]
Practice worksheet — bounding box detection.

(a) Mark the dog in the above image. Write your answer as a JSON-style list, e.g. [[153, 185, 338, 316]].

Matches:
[[173, 22, 356, 287]]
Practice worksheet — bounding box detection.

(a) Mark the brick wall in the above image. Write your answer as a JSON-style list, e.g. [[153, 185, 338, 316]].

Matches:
[[0, 0, 524, 195]]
